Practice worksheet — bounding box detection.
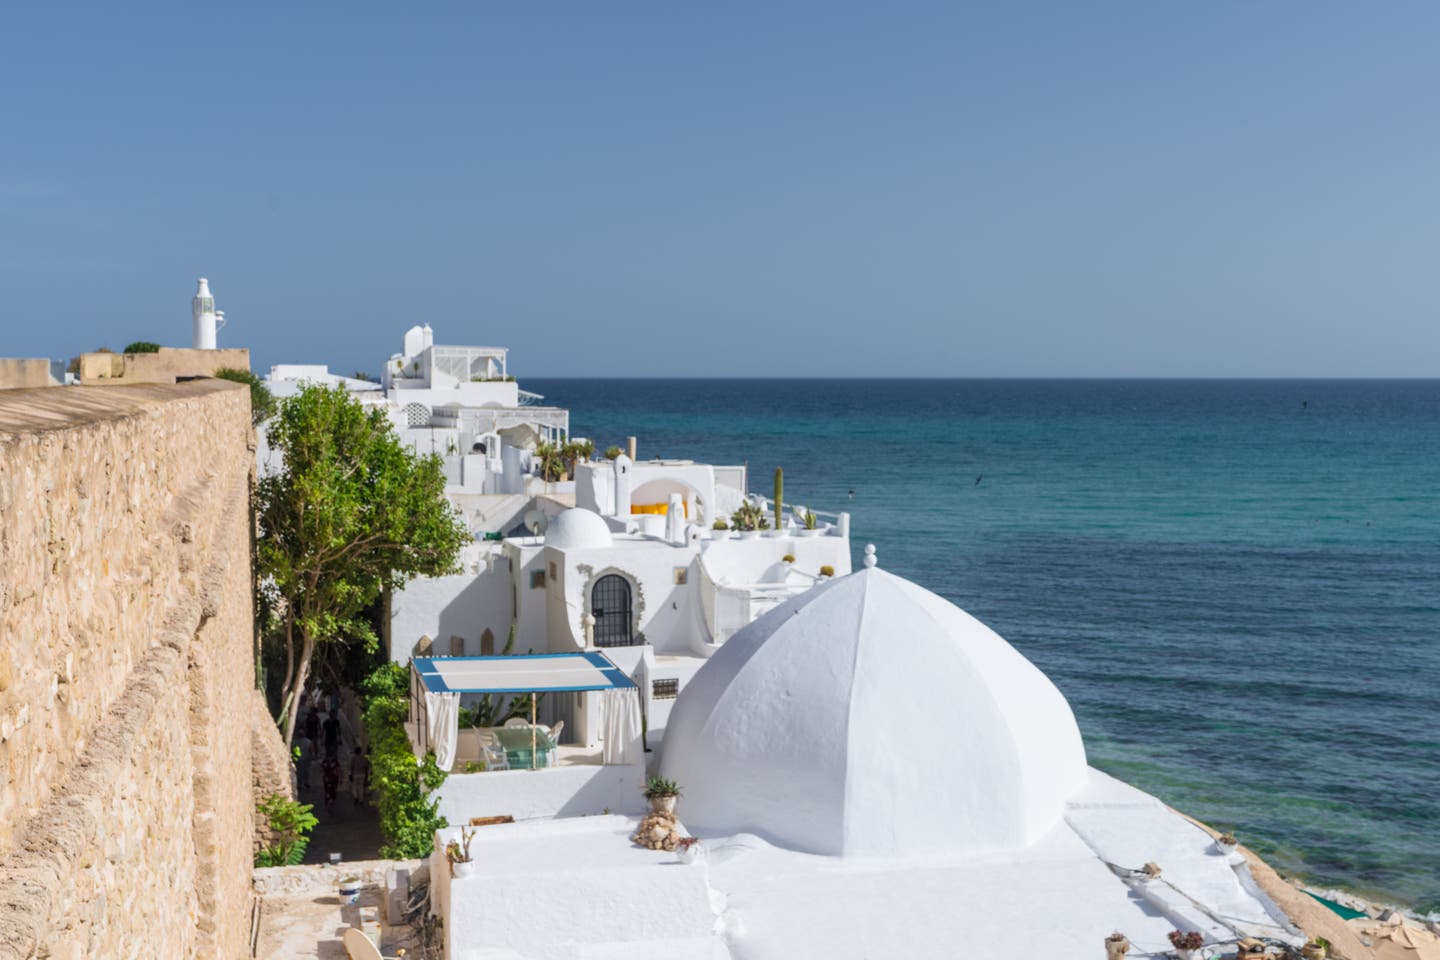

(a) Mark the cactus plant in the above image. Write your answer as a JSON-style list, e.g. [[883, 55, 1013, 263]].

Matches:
[[774, 467, 784, 531]]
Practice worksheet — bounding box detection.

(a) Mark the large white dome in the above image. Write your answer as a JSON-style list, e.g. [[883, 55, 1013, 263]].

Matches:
[[543, 508, 613, 550], [659, 565, 1088, 858]]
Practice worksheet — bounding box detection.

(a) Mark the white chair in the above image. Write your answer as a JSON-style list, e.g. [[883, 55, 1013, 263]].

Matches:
[[503, 717, 529, 728], [547, 719, 564, 744], [477, 730, 509, 771], [343, 926, 404, 960]]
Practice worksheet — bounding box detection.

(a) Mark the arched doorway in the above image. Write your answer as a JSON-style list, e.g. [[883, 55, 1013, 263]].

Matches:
[[591, 574, 635, 647]]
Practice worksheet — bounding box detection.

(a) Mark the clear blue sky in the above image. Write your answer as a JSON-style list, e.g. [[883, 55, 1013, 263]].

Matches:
[[3, 3, 1437, 377]]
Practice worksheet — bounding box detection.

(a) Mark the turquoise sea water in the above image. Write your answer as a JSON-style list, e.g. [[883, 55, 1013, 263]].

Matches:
[[530, 378, 1440, 912]]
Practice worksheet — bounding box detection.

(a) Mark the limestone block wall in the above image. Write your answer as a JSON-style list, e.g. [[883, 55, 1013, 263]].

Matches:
[[0, 381, 274, 960], [0, 360, 58, 390], [77, 347, 250, 384]]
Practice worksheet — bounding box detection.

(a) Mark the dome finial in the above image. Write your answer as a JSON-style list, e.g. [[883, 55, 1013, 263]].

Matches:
[[863, 544, 877, 568]]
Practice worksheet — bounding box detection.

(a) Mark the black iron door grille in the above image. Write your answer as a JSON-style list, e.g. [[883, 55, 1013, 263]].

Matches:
[[591, 574, 636, 647]]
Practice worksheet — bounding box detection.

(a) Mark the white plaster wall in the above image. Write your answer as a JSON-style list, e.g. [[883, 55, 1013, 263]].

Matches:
[[699, 535, 851, 584], [553, 541, 707, 655], [508, 542, 550, 654], [432, 817, 718, 960], [433, 765, 647, 826], [642, 657, 708, 743], [386, 381, 519, 408], [387, 549, 512, 663]]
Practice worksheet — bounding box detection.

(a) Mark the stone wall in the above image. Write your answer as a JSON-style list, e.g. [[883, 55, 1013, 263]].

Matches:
[[0, 381, 277, 960], [77, 347, 250, 384], [0, 359, 59, 390]]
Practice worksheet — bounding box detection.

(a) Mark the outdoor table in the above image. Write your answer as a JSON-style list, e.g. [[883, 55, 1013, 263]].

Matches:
[[492, 726, 557, 769]]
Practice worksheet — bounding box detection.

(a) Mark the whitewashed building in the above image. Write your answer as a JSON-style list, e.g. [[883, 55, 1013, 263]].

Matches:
[[389, 452, 854, 752], [428, 555, 1308, 960]]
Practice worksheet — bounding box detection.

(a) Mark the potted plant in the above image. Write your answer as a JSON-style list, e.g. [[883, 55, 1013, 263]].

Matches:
[[798, 510, 822, 537], [711, 519, 730, 540], [1105, 931, 1130, 960], [445, 826, 477, 878], [781, 554, 795, 565], [643, 777, 682, 815], [1301, 937, 1329, 959], [1167, 929, 1204, 960], [675, 835, 705, 865], [604, 445, 622, 460], [1214, 832, 1238, 856], [730, 503, 769, 539], [1139, 861, 1162, 883]]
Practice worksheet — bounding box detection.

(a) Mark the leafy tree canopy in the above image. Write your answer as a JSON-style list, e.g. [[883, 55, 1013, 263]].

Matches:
[[123, 340, 162, 354], [258, 384, 469, 743]]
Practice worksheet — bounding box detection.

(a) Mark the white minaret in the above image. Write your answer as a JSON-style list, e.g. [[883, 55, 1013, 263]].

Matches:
[[192, 277, 219, 349]]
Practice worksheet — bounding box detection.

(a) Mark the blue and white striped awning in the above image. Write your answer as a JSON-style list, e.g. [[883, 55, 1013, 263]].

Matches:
[[412, 652, 636, 695]]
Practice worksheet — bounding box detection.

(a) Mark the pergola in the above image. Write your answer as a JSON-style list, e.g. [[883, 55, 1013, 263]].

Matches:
[[410, 653, 641, 770]]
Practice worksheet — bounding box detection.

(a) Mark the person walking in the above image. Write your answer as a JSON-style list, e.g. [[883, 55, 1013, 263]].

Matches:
[[321, 753, 342, 816], [348, 746, 370, 805], [322, 711, 341, 757], [294, 734, 314, 791]]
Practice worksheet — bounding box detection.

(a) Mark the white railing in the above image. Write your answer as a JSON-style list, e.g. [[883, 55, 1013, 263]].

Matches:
[[698, 553, 820, 644]]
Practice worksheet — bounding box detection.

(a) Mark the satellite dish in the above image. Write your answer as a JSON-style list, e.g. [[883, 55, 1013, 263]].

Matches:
[[524, 510, 549, 535]]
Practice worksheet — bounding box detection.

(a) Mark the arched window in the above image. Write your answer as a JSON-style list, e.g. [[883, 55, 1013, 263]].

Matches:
[[591, 575, 635, 647]]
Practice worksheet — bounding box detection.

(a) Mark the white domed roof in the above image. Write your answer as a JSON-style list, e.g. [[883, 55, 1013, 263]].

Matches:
[[659, 566, 1087, 858], [544, 508, 613, 550]]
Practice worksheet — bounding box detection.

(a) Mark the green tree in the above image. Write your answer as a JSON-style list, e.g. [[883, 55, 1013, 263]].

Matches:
[[123, 340, 161, 354], [259, 384, 469, 746], [215, 367, 277, 426]]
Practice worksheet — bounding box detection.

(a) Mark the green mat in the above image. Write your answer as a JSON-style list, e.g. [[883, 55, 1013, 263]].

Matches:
[[1305, 891, 1368, 921]]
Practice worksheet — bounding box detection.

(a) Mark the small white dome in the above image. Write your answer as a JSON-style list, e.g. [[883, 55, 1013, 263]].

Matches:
[[544, 508, 613, 550], [659, 566, 1088, 859]]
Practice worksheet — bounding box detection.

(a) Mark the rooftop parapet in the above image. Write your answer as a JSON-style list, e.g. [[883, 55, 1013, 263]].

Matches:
[[77, 346, 250, 385]]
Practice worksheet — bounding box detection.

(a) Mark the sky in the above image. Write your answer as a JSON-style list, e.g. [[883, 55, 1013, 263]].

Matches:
[[1, 3, 1438, 377]]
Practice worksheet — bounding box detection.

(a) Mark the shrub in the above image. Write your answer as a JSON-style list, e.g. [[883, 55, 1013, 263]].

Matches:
[[123, 340, 161, 354], [362, 662, 448, 858], [253, 793, 318, 867], [819, 565, 835, 577], [604, 446, 623, 460], [214, 367, 276, 425]]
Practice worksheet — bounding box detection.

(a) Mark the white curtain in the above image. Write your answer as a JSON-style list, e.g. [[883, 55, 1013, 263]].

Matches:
[[424, 691, 461, 772], [602, 688, 642, 766]]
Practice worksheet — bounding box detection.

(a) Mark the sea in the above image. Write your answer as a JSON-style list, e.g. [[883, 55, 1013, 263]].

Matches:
[[528, 378, 1440, 914]]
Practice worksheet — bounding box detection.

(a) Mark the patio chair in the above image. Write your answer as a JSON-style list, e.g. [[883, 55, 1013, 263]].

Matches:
[[547, 719, 564, 744], [343, 926, 404, 960], [483, 744, 509, 771]]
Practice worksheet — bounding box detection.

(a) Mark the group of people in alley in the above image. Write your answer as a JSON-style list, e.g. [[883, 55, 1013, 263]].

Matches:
[[293, 691, 370, 817]]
